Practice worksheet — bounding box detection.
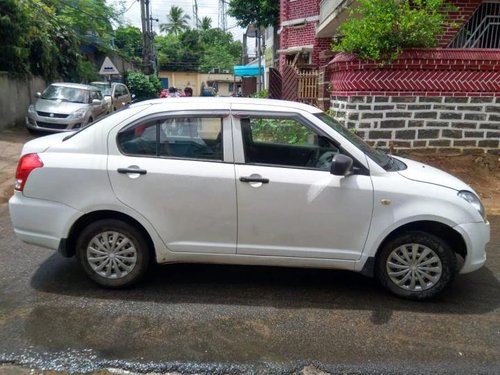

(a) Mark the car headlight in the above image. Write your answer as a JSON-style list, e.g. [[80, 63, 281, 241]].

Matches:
[[458, 190, 486, 221], [28, 105, 36, 116], [68, 108, 87, 120]]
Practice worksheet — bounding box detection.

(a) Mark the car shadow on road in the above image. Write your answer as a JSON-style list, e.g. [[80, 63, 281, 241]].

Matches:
[[30, 253, 500, 323]]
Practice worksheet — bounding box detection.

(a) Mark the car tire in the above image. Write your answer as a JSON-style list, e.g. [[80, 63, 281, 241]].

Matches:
[[376, 231, 457, 300], [76, 219, 150, 288]]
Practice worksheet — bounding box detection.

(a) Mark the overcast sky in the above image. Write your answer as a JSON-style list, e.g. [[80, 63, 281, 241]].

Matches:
[[108, 0, 245, 41]]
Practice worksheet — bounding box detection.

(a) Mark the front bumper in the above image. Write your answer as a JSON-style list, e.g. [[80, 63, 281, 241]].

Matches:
[[454, 221, 490, 274], [26, 113, 85, 133]]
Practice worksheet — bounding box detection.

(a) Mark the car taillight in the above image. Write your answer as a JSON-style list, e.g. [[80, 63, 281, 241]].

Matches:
[[15, 153, 44, 192]]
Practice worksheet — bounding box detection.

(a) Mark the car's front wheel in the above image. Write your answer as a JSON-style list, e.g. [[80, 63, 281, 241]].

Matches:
[[76, 219, 150, 288], [376, 231, 457, 300]]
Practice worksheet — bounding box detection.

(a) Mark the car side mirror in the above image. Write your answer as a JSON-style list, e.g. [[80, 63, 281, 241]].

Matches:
[[92, 99, 102, 105], [330, 154, 353, 176], [35, 92, 41, 98]]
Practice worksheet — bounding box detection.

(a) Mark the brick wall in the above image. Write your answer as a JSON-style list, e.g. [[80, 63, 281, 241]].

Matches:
[[330, 49, 500, 96], [279, 0, 331, 71], [331, 95, 500, 154], [284, 0, 319, 19]]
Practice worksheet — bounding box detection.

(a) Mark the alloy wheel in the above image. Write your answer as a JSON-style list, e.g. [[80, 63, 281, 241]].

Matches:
[[87, 231, 138, 279], [386, 243, 443, 291]]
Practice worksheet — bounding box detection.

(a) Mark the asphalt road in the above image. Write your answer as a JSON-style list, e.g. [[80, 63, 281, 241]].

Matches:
[[0, 202, 499, 374]]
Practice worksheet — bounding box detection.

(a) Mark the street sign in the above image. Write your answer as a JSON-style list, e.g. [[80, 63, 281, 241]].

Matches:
[[99, 57, 120, 75]]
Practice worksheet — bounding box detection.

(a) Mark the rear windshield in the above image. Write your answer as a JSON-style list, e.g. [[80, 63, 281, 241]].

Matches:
[[92, 83, 112, 96]]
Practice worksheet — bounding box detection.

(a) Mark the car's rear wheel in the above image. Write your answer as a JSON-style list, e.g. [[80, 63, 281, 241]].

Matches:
[[376, 231, 457, 300], [76, 219, 150, 288]]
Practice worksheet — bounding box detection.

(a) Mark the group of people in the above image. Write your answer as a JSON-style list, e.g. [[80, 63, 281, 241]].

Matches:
[[160, 86, 193, 98]]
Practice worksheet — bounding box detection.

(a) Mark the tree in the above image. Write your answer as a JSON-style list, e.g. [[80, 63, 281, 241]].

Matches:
[[114, 25, 143, 64], [332, 0, 457, 62], [227, 0, 278, 27], [160, 5, 191, 35], [125, 71, 161, 100], [0, 0, 33, 75], [155, 27, 242, 73], [198, 28, 241, 72], [0, 0, 119, 81], [200, 17, 212, 31]]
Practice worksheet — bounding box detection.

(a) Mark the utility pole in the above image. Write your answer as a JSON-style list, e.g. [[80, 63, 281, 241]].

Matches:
[[149, 15, 159, 75], [218, 0, 227, 31], [140, 0, 154, 74], [193, 0, 199, 29]]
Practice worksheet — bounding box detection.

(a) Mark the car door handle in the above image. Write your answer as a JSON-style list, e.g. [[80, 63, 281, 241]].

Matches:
[[240, 176, 269, 184], [117, 167, 147, 175]]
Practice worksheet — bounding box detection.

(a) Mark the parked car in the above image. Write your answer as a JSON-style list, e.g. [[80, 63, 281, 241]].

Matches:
[[26, 83, 107, 133], [91, 82, 132, 112], [10, 98, 489, 299]]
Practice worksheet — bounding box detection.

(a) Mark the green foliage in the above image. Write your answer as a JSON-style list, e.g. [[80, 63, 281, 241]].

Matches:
[[114, 25, 143, 63], [0, 0, 30, 75], [332, 0, 456, 62], [125, 72, 161, 100], [0, 0, 119, 80], [200, 17, 212, 31], [76, 59, 99, 83], [228, 0, 278, 27], [251, 89, 268, 98], [156, 28, 241, 73], [251, 118, 311, 145], [160, 5, 191, 35], [198, 28, 242, 72], [148, 74, 163, 94]]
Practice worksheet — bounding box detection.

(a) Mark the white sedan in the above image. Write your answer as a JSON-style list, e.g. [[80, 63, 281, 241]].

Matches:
[[9, 98, 490, 299]]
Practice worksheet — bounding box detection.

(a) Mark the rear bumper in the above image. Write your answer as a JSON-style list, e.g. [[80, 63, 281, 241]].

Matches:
[[9, 192, 79, 251], [454, 221, 490, 274]]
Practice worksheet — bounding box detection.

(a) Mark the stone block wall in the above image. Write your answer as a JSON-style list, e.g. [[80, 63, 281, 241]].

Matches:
[[331, 95, 500, 154], [329, 49, 500, 154]]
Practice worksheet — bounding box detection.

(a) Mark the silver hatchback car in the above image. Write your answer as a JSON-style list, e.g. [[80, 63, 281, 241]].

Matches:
[[91, 82, 132, 113], [26, 82, 107, 132]]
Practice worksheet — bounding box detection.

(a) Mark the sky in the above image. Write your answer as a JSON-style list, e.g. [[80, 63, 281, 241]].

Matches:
[[108, 0, 245, 42]]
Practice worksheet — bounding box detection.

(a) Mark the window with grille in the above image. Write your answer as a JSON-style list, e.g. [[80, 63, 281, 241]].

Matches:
[[449, 2, 500, 48]]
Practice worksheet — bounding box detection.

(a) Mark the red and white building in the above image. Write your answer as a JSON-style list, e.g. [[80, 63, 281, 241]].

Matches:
[[277, 0, 500, 153]]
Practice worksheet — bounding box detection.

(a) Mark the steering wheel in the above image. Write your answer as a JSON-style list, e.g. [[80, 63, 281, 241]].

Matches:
[[316, 151, 336, 169]]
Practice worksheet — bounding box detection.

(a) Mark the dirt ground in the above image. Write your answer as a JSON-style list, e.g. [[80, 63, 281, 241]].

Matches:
[[0, 127, 499, 214], [399, 150, 500, 215]]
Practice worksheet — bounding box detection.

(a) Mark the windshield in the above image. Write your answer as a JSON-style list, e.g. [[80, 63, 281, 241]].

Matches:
[[315, 113, 393, 169], [41, 85, 89, 104], [92, 83, 112, 96]]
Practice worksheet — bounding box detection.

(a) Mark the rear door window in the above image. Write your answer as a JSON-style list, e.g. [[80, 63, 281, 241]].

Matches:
[[118, 115, 224, 161]]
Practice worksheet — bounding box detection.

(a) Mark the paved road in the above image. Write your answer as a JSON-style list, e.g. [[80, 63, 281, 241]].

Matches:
[[0, 199, 499, 374]]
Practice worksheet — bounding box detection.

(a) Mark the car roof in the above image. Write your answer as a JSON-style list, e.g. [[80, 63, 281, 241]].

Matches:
[[129, 97, 323, 114], [50, 82, 99, 90], [91, 82, 123, 87]]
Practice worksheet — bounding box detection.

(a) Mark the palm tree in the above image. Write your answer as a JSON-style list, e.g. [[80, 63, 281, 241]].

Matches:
[[200, 17, 212, 31], [160, 6, 191, 35]]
